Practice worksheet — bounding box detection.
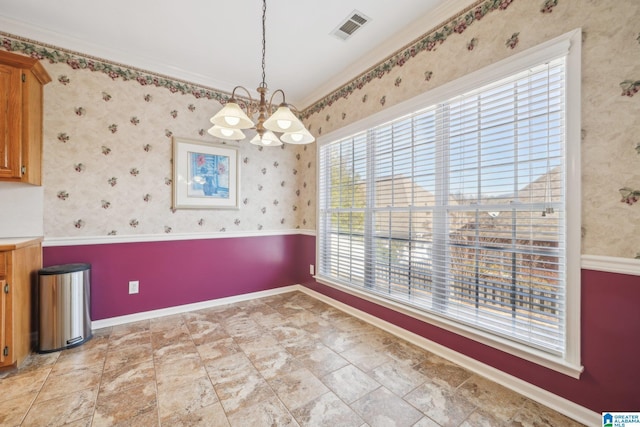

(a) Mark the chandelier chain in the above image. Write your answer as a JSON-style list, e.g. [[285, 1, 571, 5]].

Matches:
[[261, 0, 267, 88], [207, 0, 314, 145]]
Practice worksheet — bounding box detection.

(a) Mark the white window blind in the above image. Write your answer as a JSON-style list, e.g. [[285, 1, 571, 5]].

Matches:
[[318, 58, 568, 356]]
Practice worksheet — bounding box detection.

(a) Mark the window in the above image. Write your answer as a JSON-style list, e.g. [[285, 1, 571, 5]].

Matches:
[[317, 30, 581, 376]]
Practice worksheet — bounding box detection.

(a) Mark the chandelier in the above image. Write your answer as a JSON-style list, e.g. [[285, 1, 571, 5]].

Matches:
[[208, 0, 315, 146]]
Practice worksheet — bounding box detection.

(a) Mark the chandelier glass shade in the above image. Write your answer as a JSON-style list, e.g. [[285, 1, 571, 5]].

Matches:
[[280, 126, 315, 144], [207, 124, 246, 141], [250, 130, 282, 146], [263, 105, 305, 133], [208, 0, 314, 146], [210, 102, 253, 129]]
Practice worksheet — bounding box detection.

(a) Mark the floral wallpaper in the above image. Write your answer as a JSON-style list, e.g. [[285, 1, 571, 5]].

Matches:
[[0, 36, 315, 237], [302, 0, 640, 259], [1, 0, 639, 258]]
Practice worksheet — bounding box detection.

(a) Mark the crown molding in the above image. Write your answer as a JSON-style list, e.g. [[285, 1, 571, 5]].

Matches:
[[0, 15, 234, 92]]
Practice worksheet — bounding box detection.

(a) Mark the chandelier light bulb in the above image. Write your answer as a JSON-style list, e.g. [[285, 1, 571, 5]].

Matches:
[[220, 128, 234, 137], [225, 116, 241, 126], [290, 133, 303, 142], [276, 119, 292, 130]]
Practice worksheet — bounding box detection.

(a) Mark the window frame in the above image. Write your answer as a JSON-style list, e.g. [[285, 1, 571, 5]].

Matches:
[[315, 29, 583, 378]]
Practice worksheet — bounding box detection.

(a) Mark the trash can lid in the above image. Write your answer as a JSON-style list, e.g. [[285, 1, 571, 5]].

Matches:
[[39, 263, 91, 275]]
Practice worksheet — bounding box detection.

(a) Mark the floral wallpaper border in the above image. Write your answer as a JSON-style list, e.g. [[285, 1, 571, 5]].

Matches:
[[2, 0, 638, 121], [300, 0, 518, 119], [0, 0, 526, 120]]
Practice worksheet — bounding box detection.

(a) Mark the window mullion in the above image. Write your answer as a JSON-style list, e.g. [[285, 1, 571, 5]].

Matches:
[[364, 129, 376, 288], [511, 79, 519, 321], [433, 103, 450, 312]]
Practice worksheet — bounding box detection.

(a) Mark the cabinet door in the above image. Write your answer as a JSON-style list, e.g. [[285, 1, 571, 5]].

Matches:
[[0, 64, 23, 180], [0, 278, 7, 365]]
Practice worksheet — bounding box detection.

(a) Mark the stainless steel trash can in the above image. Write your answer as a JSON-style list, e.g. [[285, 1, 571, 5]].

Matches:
[[38, 263, 92, 352]]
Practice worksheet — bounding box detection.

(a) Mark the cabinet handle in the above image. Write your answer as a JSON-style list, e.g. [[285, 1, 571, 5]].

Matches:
[[21, 166, 26, 175], [3, 283, 8, 294]]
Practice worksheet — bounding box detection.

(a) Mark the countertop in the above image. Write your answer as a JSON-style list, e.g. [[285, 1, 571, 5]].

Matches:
[[0, 236, 44, 251]]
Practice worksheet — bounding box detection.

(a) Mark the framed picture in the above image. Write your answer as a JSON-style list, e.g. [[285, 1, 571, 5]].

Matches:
[[172, 137, 239, 209]]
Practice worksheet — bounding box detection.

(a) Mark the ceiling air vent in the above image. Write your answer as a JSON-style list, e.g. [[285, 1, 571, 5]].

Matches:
[[331, 10, 371, 41]]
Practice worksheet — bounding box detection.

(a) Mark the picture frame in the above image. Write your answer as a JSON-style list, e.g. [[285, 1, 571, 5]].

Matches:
[[172, 137, 240, 209]]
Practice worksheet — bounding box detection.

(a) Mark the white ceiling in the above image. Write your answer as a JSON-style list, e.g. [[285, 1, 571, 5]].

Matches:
[[0, 0, 473, 108]]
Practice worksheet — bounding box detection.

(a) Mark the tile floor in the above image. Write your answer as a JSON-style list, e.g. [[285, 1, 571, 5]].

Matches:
[[0, 291, 584, 427]]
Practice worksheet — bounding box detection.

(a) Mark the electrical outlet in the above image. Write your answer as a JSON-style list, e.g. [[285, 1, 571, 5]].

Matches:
[[128, 280, 139, 294], [309, 264, 315, 275]]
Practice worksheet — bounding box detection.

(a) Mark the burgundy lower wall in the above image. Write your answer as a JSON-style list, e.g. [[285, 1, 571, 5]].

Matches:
[[43, 234, 302, 320], [296, 234, 640, 414], [43, 233, 639, 413]]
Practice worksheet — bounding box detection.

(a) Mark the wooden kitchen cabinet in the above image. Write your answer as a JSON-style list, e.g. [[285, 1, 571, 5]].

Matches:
[[0, 50, 51, 185], [0, 238, 42, 368]]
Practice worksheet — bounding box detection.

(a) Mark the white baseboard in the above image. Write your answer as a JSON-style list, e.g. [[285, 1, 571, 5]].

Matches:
[[91, 283, 600, 426], [90, 286, 299, 329]]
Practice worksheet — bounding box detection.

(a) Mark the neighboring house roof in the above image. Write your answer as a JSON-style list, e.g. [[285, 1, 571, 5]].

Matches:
[[371, 169, 562, 245]]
